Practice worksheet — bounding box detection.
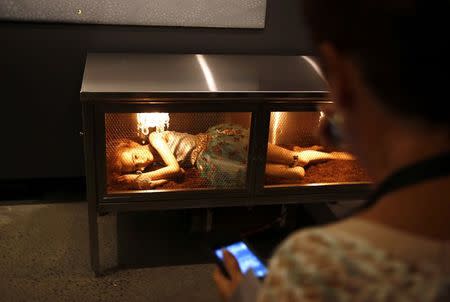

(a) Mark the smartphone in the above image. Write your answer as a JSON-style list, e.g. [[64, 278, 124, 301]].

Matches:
[[213, 240, 268, 280]]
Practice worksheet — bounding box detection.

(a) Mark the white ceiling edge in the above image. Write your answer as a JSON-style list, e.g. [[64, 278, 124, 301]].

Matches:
[[0, 0, 267, 29]]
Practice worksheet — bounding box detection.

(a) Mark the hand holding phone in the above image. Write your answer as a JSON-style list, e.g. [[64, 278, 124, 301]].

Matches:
[[213, 249, 245, 302], [213, 241, 268, 280], [218, 249, 243, 279]]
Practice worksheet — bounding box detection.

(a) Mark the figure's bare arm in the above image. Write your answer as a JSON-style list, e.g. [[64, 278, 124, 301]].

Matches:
[[116, 133, 183, 186], [142, 132, 182, 180]]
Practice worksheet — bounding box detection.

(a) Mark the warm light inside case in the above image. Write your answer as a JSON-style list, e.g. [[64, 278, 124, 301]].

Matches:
[[265, 112, 369, 187], [104, 111, 370, 193], [105, 112, 252, 193]]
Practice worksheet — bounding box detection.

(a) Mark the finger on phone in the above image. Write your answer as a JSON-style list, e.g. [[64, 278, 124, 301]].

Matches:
[[222, 250, 241, 278]]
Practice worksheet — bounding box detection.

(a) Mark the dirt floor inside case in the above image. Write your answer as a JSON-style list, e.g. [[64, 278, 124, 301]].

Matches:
[[108, 159, 370, 191]]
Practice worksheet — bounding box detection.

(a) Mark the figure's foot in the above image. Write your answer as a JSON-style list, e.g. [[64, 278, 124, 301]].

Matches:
[[330, 151, 355, 160], [288, 166, 306, 179], [265, 164, 305, 180], [294, 150, 332, 166], [293, 150, 354, 166]]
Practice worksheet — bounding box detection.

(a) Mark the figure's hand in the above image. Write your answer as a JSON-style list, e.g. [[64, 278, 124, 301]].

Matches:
[[117, 174, 169, 189], [136, 178, 168, 189], [146, 179, 169, 188], [213, 250, 244, 302], [117, 174, 136, 184]]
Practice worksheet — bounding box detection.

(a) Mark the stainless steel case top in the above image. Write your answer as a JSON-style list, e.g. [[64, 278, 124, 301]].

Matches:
[[80, 53, 328, 94]]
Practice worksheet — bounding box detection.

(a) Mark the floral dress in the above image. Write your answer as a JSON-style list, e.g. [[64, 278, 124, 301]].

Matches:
[[195, 123, 249, 188]]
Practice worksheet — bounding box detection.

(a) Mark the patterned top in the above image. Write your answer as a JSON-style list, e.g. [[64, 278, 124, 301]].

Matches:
[[196, 123, 249, 188], [232, 218, 450, 302], [163, 131, 197, 167], [163, 123, 248, 181]]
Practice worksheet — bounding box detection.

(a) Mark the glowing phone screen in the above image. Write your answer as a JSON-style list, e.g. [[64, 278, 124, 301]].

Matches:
[[215, 241, 267, 278]]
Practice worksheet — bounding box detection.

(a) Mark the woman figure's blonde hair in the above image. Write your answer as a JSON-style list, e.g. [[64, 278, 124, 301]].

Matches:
[[106, 139, 142, 188]]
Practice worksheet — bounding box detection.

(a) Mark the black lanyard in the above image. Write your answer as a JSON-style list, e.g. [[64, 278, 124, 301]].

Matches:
[[356, 150, 450, 212]]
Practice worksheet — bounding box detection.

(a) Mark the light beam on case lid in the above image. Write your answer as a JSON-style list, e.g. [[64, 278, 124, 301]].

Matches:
[[302, 56, 325, 80], [196, 54, 218, 92], [137, 112, 170, 135]]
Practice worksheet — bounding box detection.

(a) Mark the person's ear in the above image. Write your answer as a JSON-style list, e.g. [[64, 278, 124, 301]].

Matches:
[[319, 43, 354, 111]]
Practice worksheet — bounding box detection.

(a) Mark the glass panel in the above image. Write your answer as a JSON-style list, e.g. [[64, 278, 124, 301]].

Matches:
[[105, 112, 252, 193], [265, 111, 370, 187]]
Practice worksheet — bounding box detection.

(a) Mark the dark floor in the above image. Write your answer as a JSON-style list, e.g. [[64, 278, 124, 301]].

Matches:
[[0, 202, 218, 302], [0, 199, 315, 302], [0, 177, 355, 301]]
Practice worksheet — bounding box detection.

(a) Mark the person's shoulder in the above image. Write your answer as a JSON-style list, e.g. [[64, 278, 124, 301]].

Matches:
[[273, 217, 391, 256], [261, 224, 357, 301], [261, 219, 450, 302], [273, 219, 358, 255], [267, 222, 358, 276]]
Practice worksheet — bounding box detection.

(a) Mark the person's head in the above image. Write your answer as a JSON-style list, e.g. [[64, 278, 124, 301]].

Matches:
[[107, 139, 154, 177], [302, 0, 450, 178]]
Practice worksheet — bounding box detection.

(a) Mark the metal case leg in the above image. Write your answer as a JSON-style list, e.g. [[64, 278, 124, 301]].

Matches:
[[89, 210, 118, 276]]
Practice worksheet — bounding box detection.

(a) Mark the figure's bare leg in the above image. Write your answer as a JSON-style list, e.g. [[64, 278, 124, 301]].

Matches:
[[267, 143, 305, 165], [292, 145, 324, 152], [267, 143, 354, 166], [297, 150, 354, 165], [329, 151, 355, 161], [266, 164, 305, 179]]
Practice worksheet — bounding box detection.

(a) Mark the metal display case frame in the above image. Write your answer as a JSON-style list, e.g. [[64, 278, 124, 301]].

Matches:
[[81, 53, 371, 274]]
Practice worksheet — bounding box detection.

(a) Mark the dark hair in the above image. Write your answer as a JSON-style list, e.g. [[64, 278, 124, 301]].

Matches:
[[301, 0, 450, 126]]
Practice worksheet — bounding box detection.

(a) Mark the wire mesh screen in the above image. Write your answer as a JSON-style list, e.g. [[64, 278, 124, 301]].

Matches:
[[265, 111, 370, 186], [105, 112, 252, 193]]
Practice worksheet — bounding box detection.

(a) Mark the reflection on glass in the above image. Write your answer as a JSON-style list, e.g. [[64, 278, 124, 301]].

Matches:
[[105, 112, 252, 192], [265, 111, 370, 186]]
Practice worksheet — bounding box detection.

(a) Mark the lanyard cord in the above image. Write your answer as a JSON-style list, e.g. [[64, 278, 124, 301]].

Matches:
[[352, 150, 450, 214]]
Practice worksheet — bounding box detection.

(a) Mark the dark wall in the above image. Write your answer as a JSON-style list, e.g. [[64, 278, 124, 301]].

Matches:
[[0, 0, 314, 180]]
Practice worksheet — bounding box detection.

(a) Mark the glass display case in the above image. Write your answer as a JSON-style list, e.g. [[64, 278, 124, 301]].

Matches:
[[81, 53, 371, 274], [264, 111, 369, 187], [105, 111, 253, 193]]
